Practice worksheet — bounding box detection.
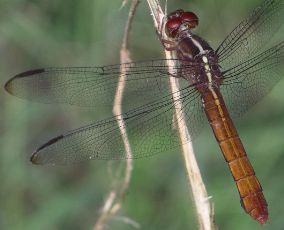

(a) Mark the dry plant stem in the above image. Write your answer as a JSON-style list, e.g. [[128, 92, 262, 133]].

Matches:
[[146, 1, 215, 229], [93, 1, 140, 230], [113, 0, 140, 197]]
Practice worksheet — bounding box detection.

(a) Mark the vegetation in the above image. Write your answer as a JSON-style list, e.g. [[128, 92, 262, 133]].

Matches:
[[1, 0, 284, 229]]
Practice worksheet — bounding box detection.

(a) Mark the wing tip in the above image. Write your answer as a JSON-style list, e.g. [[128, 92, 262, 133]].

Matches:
[[15, 68, 46, 78], [30, 134, 64, 165], [4, 68, 46, 93], [30, 151, 41, 165], [4, 77, 15, 93]]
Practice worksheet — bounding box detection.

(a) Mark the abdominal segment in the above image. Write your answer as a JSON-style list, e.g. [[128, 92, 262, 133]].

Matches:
[[202, 88, 268, 224]]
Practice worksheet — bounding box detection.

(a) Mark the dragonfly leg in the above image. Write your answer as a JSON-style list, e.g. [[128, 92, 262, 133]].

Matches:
[[156, 15, 177, 51], [160, 39, 177, 51]]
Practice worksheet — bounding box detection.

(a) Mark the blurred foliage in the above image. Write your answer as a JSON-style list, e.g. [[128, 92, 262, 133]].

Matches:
[[1, 0, 284, 229]]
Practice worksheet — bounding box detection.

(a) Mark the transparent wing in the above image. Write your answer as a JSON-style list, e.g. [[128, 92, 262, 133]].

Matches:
[[30, 85, 205, 165], [217, 0, 284, 71], [221, 42, 284, 118], [5, 59, 208, 164], [5, 60, 187, 110]]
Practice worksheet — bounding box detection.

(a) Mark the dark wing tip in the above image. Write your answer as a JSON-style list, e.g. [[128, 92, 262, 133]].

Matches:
[[14, 68, 46, 78], [4, 68, 46, 93], [30, 151, 41, 165], [4, 77, 15, 94], [30, 134, 64, 165]]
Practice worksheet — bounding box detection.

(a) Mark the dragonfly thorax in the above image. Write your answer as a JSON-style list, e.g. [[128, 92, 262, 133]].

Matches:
[[176, 32, 223, 92]]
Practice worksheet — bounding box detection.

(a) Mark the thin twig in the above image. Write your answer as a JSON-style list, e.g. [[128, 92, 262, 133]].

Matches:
[[93, 1, 140, 230], [114, 0, 140, 200], [146, 1, 215, 229]]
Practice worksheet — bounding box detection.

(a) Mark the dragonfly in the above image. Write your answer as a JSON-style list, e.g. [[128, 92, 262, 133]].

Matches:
[[4, 0, 284, 224]]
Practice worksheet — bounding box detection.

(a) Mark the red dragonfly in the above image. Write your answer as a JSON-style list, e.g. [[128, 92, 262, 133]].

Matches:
[[4, 0, 284, 224]]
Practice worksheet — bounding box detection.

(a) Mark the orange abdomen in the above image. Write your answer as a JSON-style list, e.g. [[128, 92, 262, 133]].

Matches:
[[202, 88, 268, 224]]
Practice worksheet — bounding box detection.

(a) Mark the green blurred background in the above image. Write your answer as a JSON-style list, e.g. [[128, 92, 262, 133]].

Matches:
[[1, 0, 284, 229]]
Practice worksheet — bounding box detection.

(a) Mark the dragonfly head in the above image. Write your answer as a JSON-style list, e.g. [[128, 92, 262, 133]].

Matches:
[[165, 10, 199, 38]]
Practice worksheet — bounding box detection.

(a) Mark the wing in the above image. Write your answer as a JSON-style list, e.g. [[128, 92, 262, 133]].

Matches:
[[217, 0, 284, 71], [221, 42, 284, 119], [5, 59, 208, 164], [5, 60, 185, 110], [30, 85, 205, 164]]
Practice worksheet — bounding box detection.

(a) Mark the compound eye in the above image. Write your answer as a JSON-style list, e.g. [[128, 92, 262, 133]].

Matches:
[[167, 9, 184, 19], [181, 12, 199, 29], [165, 17, 182, 38]]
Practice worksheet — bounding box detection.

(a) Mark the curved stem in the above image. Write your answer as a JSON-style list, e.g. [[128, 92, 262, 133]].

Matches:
[[93, 1, 140, 230]]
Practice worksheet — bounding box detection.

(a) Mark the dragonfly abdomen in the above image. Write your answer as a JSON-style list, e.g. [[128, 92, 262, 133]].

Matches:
[[202, 87, 268, 224]]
